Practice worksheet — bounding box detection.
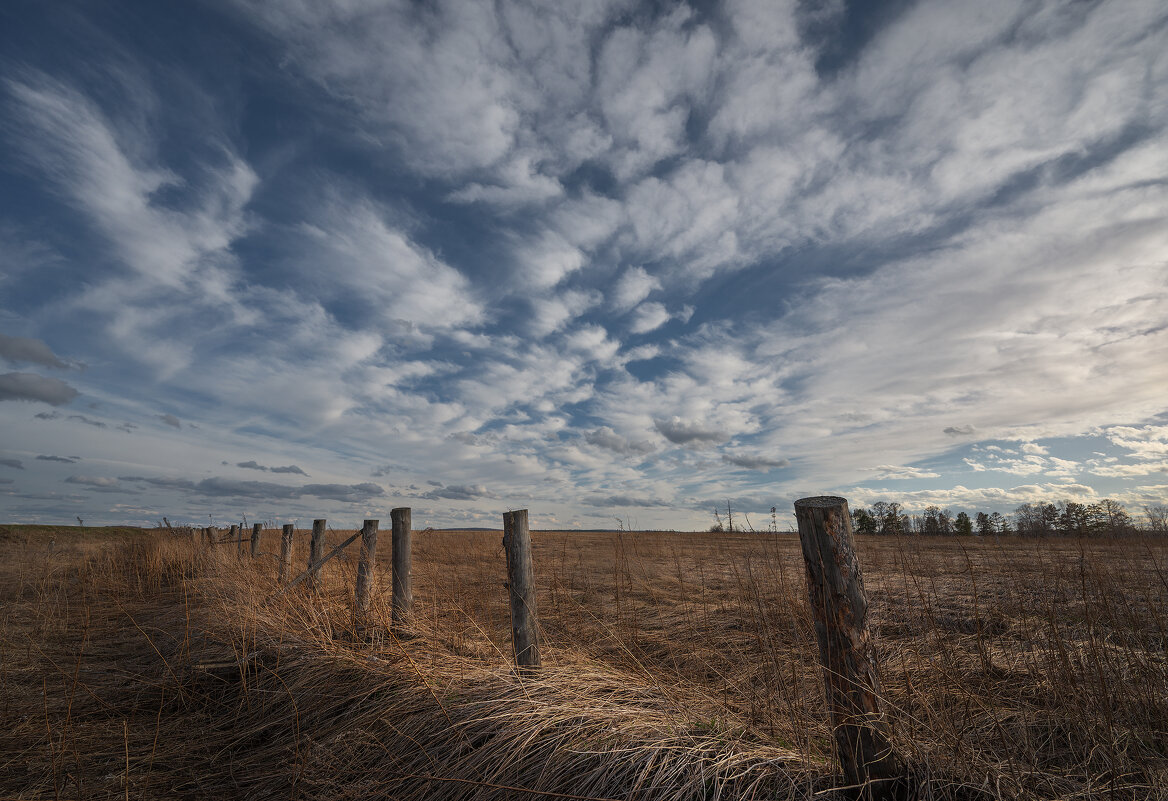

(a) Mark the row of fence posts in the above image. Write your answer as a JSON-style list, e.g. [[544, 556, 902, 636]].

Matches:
[[189, 498, 898, 794]]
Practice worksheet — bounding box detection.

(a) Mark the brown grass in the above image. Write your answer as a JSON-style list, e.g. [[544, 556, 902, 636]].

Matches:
[[1, 524, 1166, 799]]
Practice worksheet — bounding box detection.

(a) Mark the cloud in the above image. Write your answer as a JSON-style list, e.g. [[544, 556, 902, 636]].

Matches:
[[37, 455, 77, 463], [611, 267, 662, 311], [158, 414, 181, 429], [654, 417, 726, 445], [68, 414, 106, 429], [627, 302, 672, 335], [944, 425, 976, 437], [0, 334, 74, 369], [583, 427, 655, 456], [0, 372, 79, 405], [65, 475, 118, 488], [583, 494, 673, 508], [119, 475, 383, 502], [421, 484, 496, 501], [0, 458, 23, 469], [866, 464, 942, 480], [235, 460, 308, 476], [722, 454, 788, 470], [270, 465, 309, 475], [34, 411, 61, 420]]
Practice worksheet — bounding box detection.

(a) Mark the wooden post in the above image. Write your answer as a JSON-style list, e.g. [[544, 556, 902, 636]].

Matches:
[[355, 519, 379, 626], [308, 519, 326, 589], [250, 523, 262, 558], [794, 496, 899, 791], [228, 524, 239, 551], [503, 509, 540, 671], [203, 527, 213, 546], [278, 524, 294, 583], [391, 508, 412, 627]]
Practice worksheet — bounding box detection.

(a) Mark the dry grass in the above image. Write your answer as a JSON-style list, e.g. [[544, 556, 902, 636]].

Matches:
[[1, 524, 1166, 799]]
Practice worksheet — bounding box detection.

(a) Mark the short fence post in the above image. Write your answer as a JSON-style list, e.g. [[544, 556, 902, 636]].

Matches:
[[355, 519, 379, 629], [203, 527, 213, 546], [228, 524, 239, 553], [793, 496, 899, 792], [308, 519, 326, 589], [391, 508, 412, 627], [503, 509, 540, 671], [250, 523, 262, 558], [190, 526, 200, 548], [278, 524, 294, 583]]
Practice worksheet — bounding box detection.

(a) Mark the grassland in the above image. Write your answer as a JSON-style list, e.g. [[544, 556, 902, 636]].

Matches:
[[1, 525, 1165, 799]]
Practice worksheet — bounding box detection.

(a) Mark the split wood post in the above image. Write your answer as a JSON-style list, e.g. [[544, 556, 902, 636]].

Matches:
[[278, 524, 294, 583], [391, 507, 412, 627], [307, 519, 326, 589], [203, 527, 213, 547], [228, 524, 238, 548], [354, 519, 379, 629], [250, 523, 262, 558], [502, 509, 540, 671], [793, 496, 899, 792]]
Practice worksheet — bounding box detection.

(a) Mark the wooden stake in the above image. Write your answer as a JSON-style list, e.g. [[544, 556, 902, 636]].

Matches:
[[228, 524, 239, 555], [503, 509, 540, 671], [278, 524, 294, 583], [250, 523, 262, 559], [794, 496, 899, 791], [355, 519, 379, 626], [308, 519, 326, 590], [391, 507, 412, 627]]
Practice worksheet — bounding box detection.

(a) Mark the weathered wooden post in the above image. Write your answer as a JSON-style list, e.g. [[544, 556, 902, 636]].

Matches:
[[503, 509, 540, 671], [354, 519, 379, 628], [203, 527, 214, 547], [228, 524, 238, 549], [278, 524, 294, 583], [793, 496, 899, 792], [391, 508, 413, 627], [307, 519, 326, 589], [250, 522, 262, 558]]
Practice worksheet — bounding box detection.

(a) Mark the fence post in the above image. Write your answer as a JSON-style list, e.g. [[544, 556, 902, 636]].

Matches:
[[250, 523, 262, 558], [355, 519, 379, 629], [793, 496, 899, 792], [308, 519, 326, 589], [228, 524, 239, 552], [390, 508, 413, 627], [278, 524, 294, 583], [503, 509, 540, 671]]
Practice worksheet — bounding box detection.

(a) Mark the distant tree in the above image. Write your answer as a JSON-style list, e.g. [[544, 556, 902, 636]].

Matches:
[[975, 512, 994, 536], [852, 507, 878, 536], [989, 511, 1008, 534], [954, 511, 973, 536], [1091, 499, 1131, 537], [1058, 501, 1090, 535], [1144, 504, 1168, 535]]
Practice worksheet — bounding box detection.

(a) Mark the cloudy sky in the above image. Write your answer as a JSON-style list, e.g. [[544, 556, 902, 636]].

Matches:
[[2, 0, 1167, 529]]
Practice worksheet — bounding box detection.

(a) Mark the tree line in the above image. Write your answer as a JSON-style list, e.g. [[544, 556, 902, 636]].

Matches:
[[849, 499, 1168, 537]]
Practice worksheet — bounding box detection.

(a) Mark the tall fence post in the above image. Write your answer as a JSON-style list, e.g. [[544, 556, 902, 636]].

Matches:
[[503, 509, 540, 671], [278, 524, 294, 583], [308, 519, 326, 589], [355, 519, 379, 630], [391, 508, 413, 628], [793, 496, 899, 792], [250, 523, 262, 558]]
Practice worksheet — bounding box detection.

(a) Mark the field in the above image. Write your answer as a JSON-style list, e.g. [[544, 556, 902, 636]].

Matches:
[[2, 524, 1166, 799]]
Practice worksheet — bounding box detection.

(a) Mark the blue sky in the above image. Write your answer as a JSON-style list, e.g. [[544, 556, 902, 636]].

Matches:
[[1, 0, 1166, 529]]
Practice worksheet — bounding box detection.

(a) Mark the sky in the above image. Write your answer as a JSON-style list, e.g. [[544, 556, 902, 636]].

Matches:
[[1, 0, 1167, 530]]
